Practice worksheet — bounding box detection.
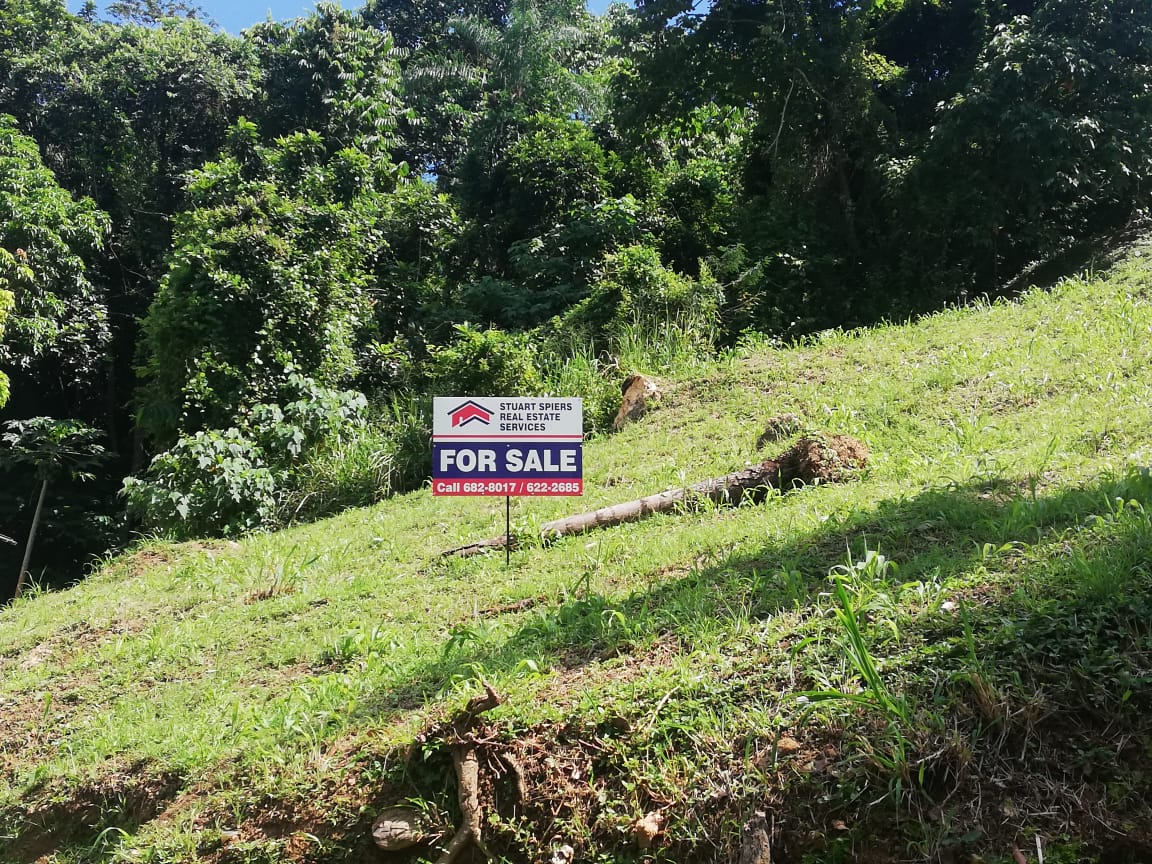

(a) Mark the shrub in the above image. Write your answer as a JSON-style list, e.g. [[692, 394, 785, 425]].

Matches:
[[556, 244, 723, 368], [136, 123, 393, 446], [124, 375, 373, 538], [242, 373, 368, 460], [657, 158, 738, 276], [425, 323, 542, 396], [279, 394, 433, 520], [123, 428, 277, 538]]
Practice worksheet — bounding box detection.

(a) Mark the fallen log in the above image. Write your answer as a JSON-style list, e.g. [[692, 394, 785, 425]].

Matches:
[[442, 433, 867, 558]]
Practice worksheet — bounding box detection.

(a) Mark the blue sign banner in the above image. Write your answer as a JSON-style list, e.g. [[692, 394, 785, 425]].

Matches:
[[433, 442, 582, 479]]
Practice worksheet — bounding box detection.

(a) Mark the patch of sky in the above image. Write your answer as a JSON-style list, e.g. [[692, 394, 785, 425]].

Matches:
[[71, 0, 617, 34]]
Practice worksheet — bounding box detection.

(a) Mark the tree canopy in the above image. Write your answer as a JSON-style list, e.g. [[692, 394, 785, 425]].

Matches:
[[0, 114, 109, 420], [1, 0, 1149, 580]]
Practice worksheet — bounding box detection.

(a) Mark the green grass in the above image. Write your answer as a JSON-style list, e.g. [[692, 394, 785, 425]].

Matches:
[[6, 244, 1152, 862]]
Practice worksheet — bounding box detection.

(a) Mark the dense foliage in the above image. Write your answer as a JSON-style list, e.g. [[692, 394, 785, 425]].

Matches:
[[0, 289, 11, 410], [125, 375, 368, 537], [136, 121, 401, 445], [0, 116, 109, 420], [1, 0, 1149, 587]]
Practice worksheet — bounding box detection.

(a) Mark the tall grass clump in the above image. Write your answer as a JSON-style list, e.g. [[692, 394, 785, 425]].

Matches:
[[546, 245, 724, 379], [376, 392, 432, 494], [537, 342, 622, 433], [801, 551, 909, 725], [612, 312, 718, 373], [277, 423, 394, 522]]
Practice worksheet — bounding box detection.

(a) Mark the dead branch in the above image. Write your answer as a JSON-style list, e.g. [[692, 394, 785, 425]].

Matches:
[[404, 682, 504, 864], [456, 595, 547, 625], [436, 743, 486, 864], [441, 535, 517, 558], [442, 434, 868, 558], [497, 751, 529, 804], [413, 682, 503, 754]]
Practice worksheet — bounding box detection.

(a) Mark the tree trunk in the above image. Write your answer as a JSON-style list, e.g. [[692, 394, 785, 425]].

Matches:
[[15, 478, 48, 599], [537, 463, 782, 540], [442, 434, 868, 558]]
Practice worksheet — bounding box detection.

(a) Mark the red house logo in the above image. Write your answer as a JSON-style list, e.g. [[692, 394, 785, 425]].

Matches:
[[448, 400, 493, 427]]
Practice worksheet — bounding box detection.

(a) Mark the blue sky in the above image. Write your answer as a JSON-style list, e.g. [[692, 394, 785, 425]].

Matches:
[[71, 0, 612, 34]]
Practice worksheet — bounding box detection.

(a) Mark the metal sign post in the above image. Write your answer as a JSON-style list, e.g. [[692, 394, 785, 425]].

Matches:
[[432, 397, 584, 565]]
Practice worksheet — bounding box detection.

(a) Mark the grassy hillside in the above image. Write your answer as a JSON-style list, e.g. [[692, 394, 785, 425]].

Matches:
[[6, 244, 1152, 863]]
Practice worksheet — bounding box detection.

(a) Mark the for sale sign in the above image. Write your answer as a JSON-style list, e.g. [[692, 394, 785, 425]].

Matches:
[[432, 397, 583, 496]]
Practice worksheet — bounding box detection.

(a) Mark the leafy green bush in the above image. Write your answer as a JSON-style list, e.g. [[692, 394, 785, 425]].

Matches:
[[123, 428, 277, 539], [136, 121, 398, 446], [125, 376, 374, 538], [557, 245, 723, 368], [503, 195, 659, 328], [0, 115, 110, 407], [614, 247, 720, 336], [425, 323, 542, 396], [456, 277, 529, 330], [241, 373, 368, 460], [705, 244, 781, 339], [656, 158, 738, 276], [278, 392, 433, 521]]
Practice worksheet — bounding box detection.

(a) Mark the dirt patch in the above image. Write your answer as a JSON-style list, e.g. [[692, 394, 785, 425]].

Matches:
[[0, 659, 112, 775], [104, 541, 236, 584], [1, 616, 151, 671], [161, 755, 406, 864], [15, 642, 53, 671], [457, 595, 548, 624], [123, 548, 176, 575], [755, 414, 803, 449], [1, 761, 183, 864], [244, 583, 297, 604], [468, 709, 1152, 864], [950, 372, 1067, 418], [774, 433, 870, 486]]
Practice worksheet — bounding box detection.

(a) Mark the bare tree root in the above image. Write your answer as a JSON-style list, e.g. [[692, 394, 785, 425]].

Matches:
[[410, 683, 504, 864]]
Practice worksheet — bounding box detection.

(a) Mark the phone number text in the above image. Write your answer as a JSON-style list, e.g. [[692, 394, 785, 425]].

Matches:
[[433, 479, 583, 496]]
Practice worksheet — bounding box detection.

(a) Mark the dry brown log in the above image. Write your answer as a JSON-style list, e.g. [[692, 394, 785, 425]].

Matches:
[[442, 434, 867, 558], [740, 811, 773, 864]]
